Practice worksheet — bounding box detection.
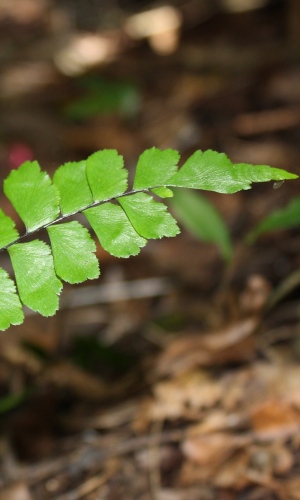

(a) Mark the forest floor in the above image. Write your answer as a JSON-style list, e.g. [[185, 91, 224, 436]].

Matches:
[[1, 1, 300, 499]]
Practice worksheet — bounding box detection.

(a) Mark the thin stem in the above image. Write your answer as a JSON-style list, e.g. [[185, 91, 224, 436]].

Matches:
[[0, 187, 155, 252]]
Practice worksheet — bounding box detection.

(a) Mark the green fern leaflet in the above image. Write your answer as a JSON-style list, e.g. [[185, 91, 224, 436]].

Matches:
[[0, 148, 297, 330]]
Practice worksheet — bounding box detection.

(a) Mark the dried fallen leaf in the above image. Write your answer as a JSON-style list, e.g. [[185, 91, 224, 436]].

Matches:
[[271, 443, 294, 475], [188, 409, 246, 434], [214, 450, 250, 490], [220, 362, 300, 413], [285, 478, 300, 499], [182, 432, 248, 467], [250, 399, 300, 441], [179, 459, 217, 486], [158, 487, 211, 500], [215, 442, 292, 492], [0, 482, 33, 500], [157, 317, 258, 376], [150, 370, 221, 421]]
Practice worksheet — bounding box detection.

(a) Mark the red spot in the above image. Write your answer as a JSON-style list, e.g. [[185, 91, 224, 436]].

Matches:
[[7, 143, 34, 170]]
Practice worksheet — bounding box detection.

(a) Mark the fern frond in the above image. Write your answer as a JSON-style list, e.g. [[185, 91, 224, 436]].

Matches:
[[0, 147, 297, 330]]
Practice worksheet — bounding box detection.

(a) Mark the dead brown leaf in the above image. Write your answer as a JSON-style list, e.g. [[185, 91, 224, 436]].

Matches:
[[250, 399, 300, 441], [187, 409, 247, 434], [150, 370, 221, 421], [179, 444, 250, 489], [214, 450, 250, 490], [182, 432, 248, 467], [157, 317, 258, 376], [270, 443, 294, 475], [220, 362, 300, 413], [284, 478, 300, 500], [0, 482, 33, 500], [41, 361, 136, 401]]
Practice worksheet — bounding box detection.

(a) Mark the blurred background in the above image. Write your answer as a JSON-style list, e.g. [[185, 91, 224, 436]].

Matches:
[[1, 1, 300, 498]]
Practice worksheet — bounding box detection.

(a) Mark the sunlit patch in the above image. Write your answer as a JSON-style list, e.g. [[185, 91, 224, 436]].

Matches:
[[0, 0, 49, 24], [221, 0, 268, 12], [124, 5, 182, 55], [0, 62, 56, 98], [54, 34, 121, 76]]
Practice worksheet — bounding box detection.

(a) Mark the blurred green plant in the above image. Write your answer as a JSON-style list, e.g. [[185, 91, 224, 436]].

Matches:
[[65, 77, 141, 120], [0, 389, 32, 414], [247, 197, 300, 243], [171, 182, 300, 258], [170, 188, 233, 260], [71, 335, 135, 374]]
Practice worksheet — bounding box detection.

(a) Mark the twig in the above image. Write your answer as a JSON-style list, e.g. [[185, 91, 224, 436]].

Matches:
[[53, 462, 118, 500], [266, 268, 300, 311], [17, 429, 185, 485], [24, 277, 173, 316], [148, 420, 163, 500], [233, 107, 300, 136]]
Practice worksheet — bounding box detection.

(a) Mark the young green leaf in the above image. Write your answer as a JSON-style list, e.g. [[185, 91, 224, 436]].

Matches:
[[151, 187, 174, 198], [118, 192, 180, 239], [4, 161, 60, 231], [8, 241, 62, 315], [53, 160, 93, 215], [168, 150, 298, 194], [86, 150, 127, 202], [233, 162, 297, 187], [170, 189, 232, 260], [248, 197, 300, 242], [47, 221, 99, 283], [0, 210, 19, 248], [0, 268, 24, 331], [0, 147, 297, 331], [133, 148, 179, 190], [84, 203, 147, 257]]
